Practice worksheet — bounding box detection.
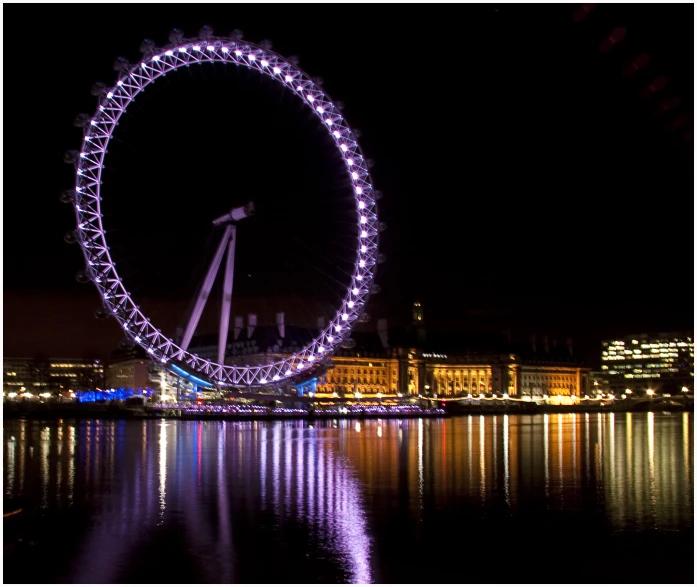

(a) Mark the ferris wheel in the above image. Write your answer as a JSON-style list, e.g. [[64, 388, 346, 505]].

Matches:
[[62, 26, 384, 388]]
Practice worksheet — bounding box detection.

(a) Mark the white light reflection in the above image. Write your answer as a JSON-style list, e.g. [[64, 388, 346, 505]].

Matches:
[[597, 413, 603, 483], [479, 415, 486, 502], [41, 426, 50, 508], [296, 427, 305, 519], [647, 412, 656, 510], [273, 424, 281, 517], [307, 428, 372, 583], [217, 425, 233, 582], [626, 412, 633, 477], [6, 435, 16, 497], [56, 426, 63, 496], [571, 413, 578, 488], [18, 421, 26, 493], [543, 414, 549, 499], [468, 415, 473, 484], [158, 422, 167, 518], [609, 412, 615, 483], [317, 435, 326, 526], [557, 414, 564, 499], [260, 426, 267, 502], [68, 425, 76, 505], [285, 427, 292, 512], [585, 413, 590, 480], [683, 412, 690, 481], [325, 444, 334, 533], [492, 415, 498, 490], [418, 418, 424, 510], [503, 414, 510, 508], [85, 424, 91, 488], [333, 469, 372, 584], [308, 426, 315, 523]]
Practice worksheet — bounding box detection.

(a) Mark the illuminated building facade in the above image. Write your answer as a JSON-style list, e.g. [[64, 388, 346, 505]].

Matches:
[[317, 352, 399, 396], [315, 319, 590, 402], [3, 357, 104, 394], [105, 357, 152, 391], [601, 332, 694, 395], [416, 353, 588, 403], [99, 307, 591, 402]]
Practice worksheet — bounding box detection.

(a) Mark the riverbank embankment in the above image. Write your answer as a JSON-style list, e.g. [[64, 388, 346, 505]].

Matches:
[[3, 397, 692, 421]]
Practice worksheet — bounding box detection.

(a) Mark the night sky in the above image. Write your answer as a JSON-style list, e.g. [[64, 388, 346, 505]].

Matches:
[[3, 3, 693, 368]]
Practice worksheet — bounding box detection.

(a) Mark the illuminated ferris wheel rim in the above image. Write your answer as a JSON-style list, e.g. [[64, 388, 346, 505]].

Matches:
[[68, 32, 381, 387]]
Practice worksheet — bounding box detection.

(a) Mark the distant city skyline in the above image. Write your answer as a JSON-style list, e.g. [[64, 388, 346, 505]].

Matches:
[[3, 4, 692, 373]]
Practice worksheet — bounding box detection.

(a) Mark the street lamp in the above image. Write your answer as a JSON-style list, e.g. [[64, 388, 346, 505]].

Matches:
[[646, 389, 655, 397]]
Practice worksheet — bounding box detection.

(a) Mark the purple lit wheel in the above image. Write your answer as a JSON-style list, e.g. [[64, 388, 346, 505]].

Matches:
[[67, 31, 380, 387]]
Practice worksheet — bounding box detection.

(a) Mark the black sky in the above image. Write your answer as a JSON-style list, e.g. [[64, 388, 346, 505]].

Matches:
[[3, 3, 694, 368]]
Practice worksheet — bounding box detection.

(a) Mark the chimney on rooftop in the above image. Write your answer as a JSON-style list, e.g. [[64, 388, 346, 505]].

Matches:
[[377, 318, 389, 349], [276, 312, 285, 339], [234, 316, 243, 341], [247, 314, 257, 339]]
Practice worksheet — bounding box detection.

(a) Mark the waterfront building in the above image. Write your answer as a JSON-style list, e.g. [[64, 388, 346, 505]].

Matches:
[[104, 349, 152, 391], [99, 306, 591, 403], [589, 370, 611, 396], [3, 357, 104, 394], [601, 332, 694, 395], [314, 318, 590, 403]]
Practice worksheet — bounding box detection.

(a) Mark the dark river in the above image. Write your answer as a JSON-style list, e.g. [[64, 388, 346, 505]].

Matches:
[[3, 413, 693, 584]]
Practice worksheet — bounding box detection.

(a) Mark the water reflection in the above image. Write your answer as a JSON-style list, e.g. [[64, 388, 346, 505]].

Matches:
[[158, 421, 167, 518], [2, 414, 693, 584]]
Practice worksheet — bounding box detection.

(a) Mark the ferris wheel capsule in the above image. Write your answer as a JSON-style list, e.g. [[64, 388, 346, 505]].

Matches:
[[64, 230, 80, 244], [287, 55, 300, 66], [370, 284, 381, 294], [64, 150, 79, 164], [230, 29, 244, 41], [139, 38, 156, 54], [90, 82, 107, 97], [74, 113, 91, 128], [76, 270, 92, 284], [120, 337, 136, 351], [199, 25, 214, 39], [169, 28, 184, 44], [377, 253, 386, 264], [378, 221, 388, 232], [60, 189, 76, 204], [259, 39, 273, 50], [113, 56, 130, 72], [374, 190, 383, 201], [94, 306, 110, 320]]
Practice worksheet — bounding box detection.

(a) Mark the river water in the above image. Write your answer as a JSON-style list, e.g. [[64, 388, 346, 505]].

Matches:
[[3, 413, 693, 583]]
